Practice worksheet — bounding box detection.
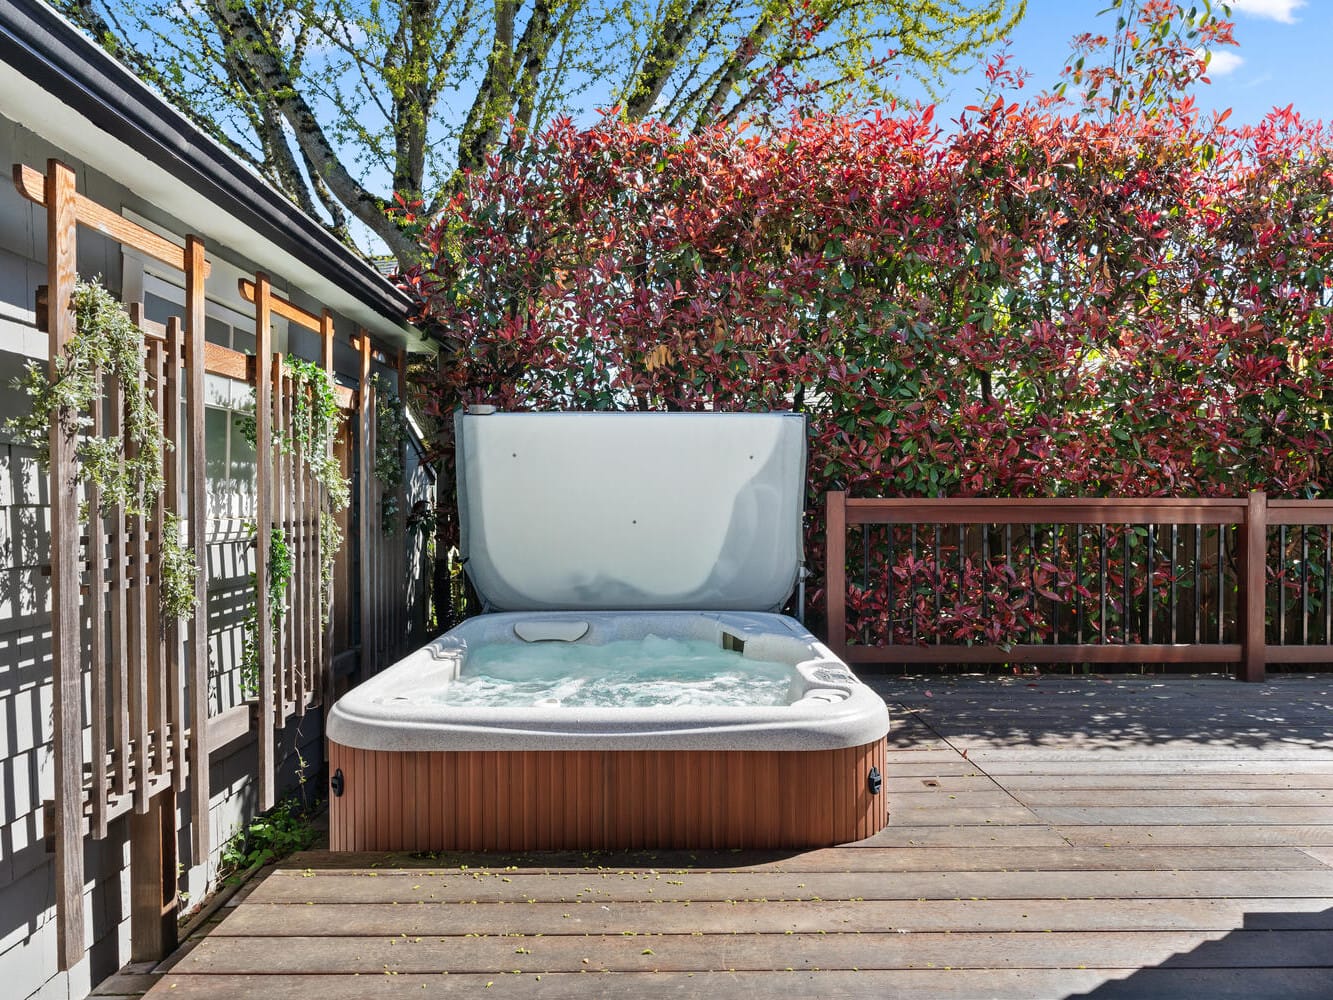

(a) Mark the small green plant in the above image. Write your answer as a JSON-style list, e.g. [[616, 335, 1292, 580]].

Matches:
[[159, 512, 198, 622], [239, 525, 292, 696], [217, 794, 318, 882]]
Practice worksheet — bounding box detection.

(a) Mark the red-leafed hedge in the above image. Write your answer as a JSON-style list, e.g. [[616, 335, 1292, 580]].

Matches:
[[401, 90, 1333, 635]]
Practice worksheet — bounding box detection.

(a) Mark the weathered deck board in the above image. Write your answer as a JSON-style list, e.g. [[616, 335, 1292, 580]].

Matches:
[[145, 968, 1333, 1000], [215, 896, 1333, 936], [145, 675, 1333, 1000], [245, 868, 1333, 903]]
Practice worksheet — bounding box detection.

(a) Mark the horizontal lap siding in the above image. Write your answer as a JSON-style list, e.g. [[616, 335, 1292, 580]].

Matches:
[[328, 740, 889, 851]]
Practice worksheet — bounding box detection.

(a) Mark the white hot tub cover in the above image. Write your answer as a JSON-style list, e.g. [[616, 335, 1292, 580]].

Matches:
[[455, 409, 807, 612]]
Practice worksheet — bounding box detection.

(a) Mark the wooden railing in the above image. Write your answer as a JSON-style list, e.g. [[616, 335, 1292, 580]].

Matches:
[[825, 491, 1333, 683]]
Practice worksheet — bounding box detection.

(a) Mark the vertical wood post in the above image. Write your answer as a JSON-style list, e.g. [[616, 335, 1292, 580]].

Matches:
[[319, 312, 336, 715], [184, 236, 210, 857], [356, 333, 374, 678], [1240, 490, 1268, 682], [825, 491, 848, 660], [253, 274, 276, 810], [129, 789, 178, 961], [45, 158, 86, 971], [396, 348, 408, 654]]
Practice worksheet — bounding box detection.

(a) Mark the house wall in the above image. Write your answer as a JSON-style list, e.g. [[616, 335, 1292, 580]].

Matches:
[[0, 113, 378, 1000]]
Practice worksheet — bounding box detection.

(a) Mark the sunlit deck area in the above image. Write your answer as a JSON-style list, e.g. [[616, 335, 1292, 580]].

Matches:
[[107, 673, 1333, 1000]]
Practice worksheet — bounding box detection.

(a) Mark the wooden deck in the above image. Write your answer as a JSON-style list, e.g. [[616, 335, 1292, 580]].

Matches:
[[137, 674, 1333, 999]]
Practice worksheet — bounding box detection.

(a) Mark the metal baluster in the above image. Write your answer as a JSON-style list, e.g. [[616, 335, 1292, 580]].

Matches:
[[1325, 525, 1332, 644], [1099, 524, 1108, 644], [885, 523, 894, 647], [1075, 524, 1084, 644], [1146, 524, 1155, 645], [933, 525, 942, 645], [1301, 525, 1310, 646], [981, 525, 990, 621], [1279, 525, 1287, 646], [1123, 525, 1132, 644], [1218, 526, 1226, 644], [1194, 523, 1202, 645], [910, 523, 919, 643], [1051, 524, 1061, 643], [1169, 523, 1178, 645]]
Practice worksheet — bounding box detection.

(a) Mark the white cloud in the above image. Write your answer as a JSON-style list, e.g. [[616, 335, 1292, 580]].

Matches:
[[1202, 49, 1245, 76], [1227, 0, 1305, 23]]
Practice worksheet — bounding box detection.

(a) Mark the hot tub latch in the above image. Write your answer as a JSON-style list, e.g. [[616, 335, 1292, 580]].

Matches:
[[331, 768, 345, 797], [867, 767, 882, 795]]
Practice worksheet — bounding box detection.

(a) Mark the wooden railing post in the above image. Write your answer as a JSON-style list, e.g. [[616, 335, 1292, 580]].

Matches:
[[356, 332, 375, 678], [825, 491, 848, 659], [44, 158, 86, 971], [1240, 490, 1268, 682], [252, 274, 276, 810]]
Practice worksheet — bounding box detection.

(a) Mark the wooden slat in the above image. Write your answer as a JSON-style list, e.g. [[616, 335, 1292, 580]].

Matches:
[[109, 374, 130, 799], [253, 275, 276, 811], [88, 363, 109, 840], [43, 159, 86, 972], [356, 334, 374, 678], [164, 317, 186, 795], [320, 311, 335, 716], [126, 304, 150, 816], [146, 338, 167, 779], [184, 236, 210, 859], [202, 341, 248, 381], [14, 162, 211, 277], [273, 361, 290, 721]]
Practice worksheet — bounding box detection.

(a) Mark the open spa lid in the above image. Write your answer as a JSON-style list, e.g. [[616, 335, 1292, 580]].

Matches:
[[455, 409, 807, 612]]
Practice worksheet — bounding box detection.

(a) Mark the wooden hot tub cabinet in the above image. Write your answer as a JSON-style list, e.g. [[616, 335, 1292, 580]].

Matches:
[[327, 738, 889, 851]]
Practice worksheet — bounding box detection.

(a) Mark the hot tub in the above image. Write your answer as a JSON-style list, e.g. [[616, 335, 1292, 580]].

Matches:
[[327, 410, 890, 850]]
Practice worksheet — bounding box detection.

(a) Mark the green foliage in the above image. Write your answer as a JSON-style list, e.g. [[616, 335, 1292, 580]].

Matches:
[[5, 278, 199, 622], [159, 512, 198, 621], [7, 278, 164, 517], [372, 373, 408, 533], [217, 794, 318, 881], [239, 525, 292, 696], [283, 356, 351, 513], [57, 0, 1025, 264]]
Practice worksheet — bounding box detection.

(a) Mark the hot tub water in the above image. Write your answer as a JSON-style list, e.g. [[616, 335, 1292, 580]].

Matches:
[[433, 635, 793, 709]]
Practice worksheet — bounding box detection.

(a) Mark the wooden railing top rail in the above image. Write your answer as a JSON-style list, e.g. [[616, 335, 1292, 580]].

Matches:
[[841, 496, 1250, 526]]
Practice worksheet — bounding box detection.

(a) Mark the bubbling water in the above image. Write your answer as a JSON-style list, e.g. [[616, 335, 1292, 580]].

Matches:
[[436, 635, 793, 708]]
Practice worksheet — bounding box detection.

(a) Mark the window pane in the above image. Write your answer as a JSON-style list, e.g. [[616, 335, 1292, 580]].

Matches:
[[206, 316, 231, 347], [144, 291, 180, 326], [231, 327, 256, 356]]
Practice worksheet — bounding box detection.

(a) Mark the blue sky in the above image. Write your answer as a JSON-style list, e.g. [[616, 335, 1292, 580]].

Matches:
[[903, 0, 1327, 127]]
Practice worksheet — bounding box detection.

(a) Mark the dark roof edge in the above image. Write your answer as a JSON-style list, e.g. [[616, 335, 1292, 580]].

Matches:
[[1, 0, 414, 327]]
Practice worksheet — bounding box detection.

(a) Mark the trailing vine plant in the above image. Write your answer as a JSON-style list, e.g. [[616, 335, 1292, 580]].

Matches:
[[5, 278, 198, 621], [372, 372, 407, 533], [239, 524, 292, 695], [237, 355, 350, 695]]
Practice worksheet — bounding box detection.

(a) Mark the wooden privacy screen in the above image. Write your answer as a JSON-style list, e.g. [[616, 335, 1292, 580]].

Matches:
[[825, 491, 1333, 682], [239, 276, 337, 810], [15, 159, 414, 970], [14, 160, 211, 970]]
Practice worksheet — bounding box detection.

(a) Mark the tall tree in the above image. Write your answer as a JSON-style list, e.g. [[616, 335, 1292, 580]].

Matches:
[[57, 0, 1024, 264]]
